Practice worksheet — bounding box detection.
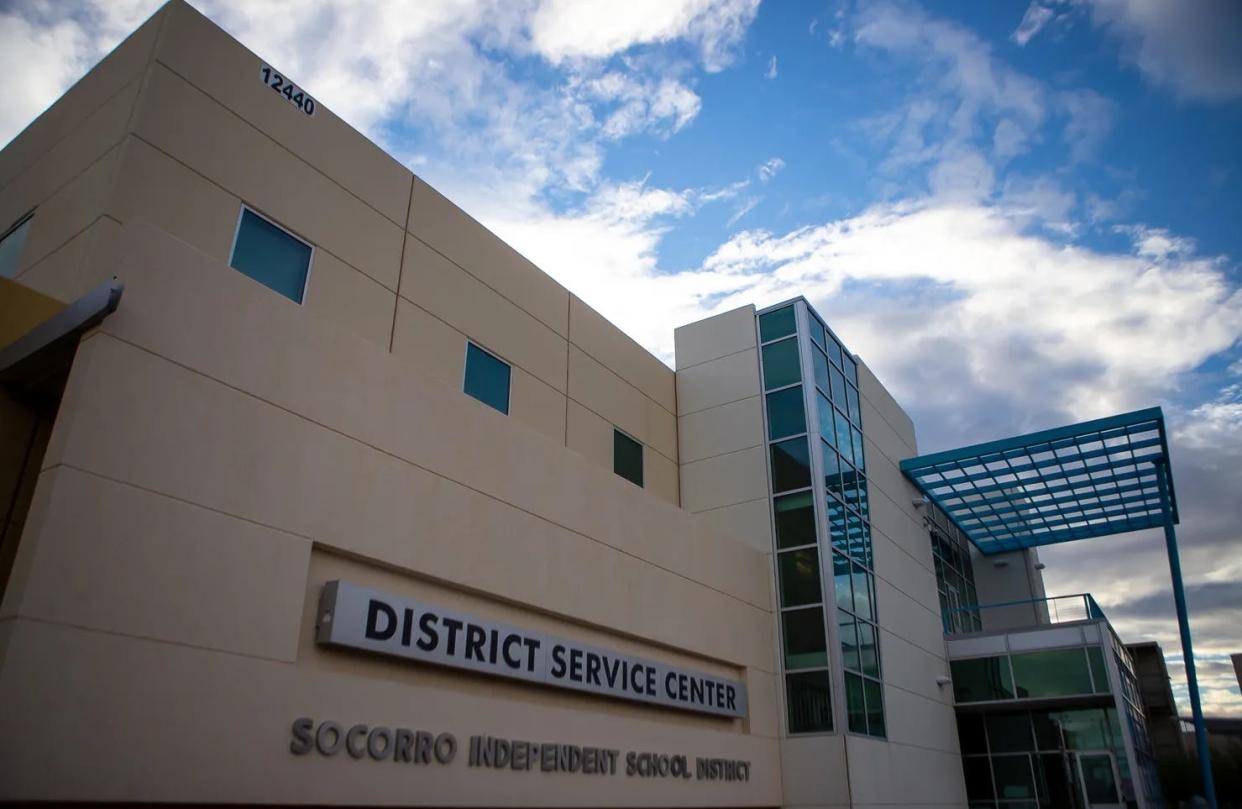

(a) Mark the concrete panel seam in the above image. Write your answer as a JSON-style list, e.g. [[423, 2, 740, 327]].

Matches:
[[13, 213, 124, 287], [680, 440, 765, 467], [674, 343, 756, 374], [677, 391, 762, 419], [152, 59, 409, 231], [87, 331, 774, 618], [569, 339, 676, 420], [567, 393, 678, 467], [684, 495, 769, 516], [387, 178, 415, 353]]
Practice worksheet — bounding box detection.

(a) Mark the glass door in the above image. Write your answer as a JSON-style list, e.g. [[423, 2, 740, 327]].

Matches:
[[1075, 752, 1123, 809]]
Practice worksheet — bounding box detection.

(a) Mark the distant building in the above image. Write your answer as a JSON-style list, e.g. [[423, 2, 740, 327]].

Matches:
[[1128, 642, 1190, 763]]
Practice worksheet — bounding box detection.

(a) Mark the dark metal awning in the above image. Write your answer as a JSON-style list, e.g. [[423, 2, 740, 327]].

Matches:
[[900, 407, 1176, 555]]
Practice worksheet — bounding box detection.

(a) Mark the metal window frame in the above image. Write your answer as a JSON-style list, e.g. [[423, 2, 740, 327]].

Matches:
[[228, 203, 316, 305]]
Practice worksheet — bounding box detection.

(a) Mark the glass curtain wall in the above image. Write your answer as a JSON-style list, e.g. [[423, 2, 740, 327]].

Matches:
[[928, 501, 983, 633], [758, 299, 885, 738]]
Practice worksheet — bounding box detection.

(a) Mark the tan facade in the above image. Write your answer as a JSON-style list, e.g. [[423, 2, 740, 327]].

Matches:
[[0, 2, 966, 807]]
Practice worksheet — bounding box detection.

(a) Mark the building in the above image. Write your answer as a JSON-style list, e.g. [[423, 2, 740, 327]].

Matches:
[[1129, 642, 1189, 764], [0, 3, 1203, 807]]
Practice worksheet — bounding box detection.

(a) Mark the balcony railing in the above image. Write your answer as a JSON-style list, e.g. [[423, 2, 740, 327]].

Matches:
[[943, 592, 1107, 635]]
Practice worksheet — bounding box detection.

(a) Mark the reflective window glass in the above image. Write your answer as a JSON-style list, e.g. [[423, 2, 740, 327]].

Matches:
[[774, 491, 816, 549], [858, 621, 879, 678], [464, 343, 511, 414], [835, 409, 854, 465], [767, 386, 807, 440], [1086, 646, 1109, 693], [843, 352, 858, 384], [839, 610, 859, 670], [0, 212, 34, 279], [1031, 712, 1063, 750], [827, 495, 847, 550], [817, 392, 835, 442], [759, 306, 796, 342], [863, 678, 885, 737], [987, 713, 1035, 753], [1054, 709, 1110, 750], [846, 383, 861, 424], [778, 549, 822, 608], [813, 347, 830, 393], [951, 657, 1015, 702], [829, 364, 847, 405], [991, 755, 1035, 800], [833, 552, 853, 611], [822, 441, 841, 489], [809, 317, 825, 349], [852, 562, 873, 619], [1011, 649, 1094, 699], [230, 208, 312, 302], [770, 437, 812, 492], [613, 429, 643, 486], [782, 607, 828, 670], [761, 338, 801, 390], [845, 672, 866, 733], [827, 337, 843, 368], [852, 427, 866, 471], [786, 671, 833, 733]]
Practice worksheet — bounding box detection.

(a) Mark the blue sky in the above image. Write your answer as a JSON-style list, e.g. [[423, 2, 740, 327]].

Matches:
[[2, 0, 1240, 716]]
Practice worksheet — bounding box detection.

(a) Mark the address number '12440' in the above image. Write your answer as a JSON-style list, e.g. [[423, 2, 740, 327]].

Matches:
[[260, 65, 315, 116]]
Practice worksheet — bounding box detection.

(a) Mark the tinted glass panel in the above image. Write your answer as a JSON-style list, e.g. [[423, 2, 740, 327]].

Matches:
[[1055, 709, 1110, 750], [846, 383, 861, 424], [778, 549, 822, 608], [822, 442, 841, 490], [770, 437, 811, 493], [963, 756, 995, 799], [839, 610, 859, 670], [1036, 753, 1077, 806], [774, 492, 816, 549], [1086, 646, 1109, 693], [464, 343, 511, 414], [827, 337, 843, 368], [817, 392, 835, 443], [863, 678, 885, 737], [614, 430, 643, 486], [767, 386, 807, 440], [987, 713, 1034, 753], [0, 213, 33, 279], [1031, 712, 1063, 750], [843, 353, 858, 384], [761, 338, 801, 390], [829, 365, 847, 405], [857, 621, 879, 678], [852, 427, 866, 471], [851, 562, 873, 619], [786, 671, 833, 733], [835, 409, 854, 465], [833, 553, 853, 611], [826, 496, 847, 550], [951, 657, 1015, 702], [782, 607, 828, 670], [813, 347, 830, 393], [845, 672, 866, 733], [992, 755, 1035, 800], [809, 317, 825, 349], [1080, 753, 1119, 803], [958, 713, 988, 754], [230, 209, 312, 302], [1011, 649, 1094, 699], [759, 305, 796, 342]]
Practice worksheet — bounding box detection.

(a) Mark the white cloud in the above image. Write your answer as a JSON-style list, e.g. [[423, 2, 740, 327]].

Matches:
[[527, 0, 759, 71], [726, 196, 762, 227], [1086, 0, 1242, 102], [765, 55, 777, 79], [1057, 88, 1119, 160], [758, 157, 785, 182], [1012, 3, 1056, 46]]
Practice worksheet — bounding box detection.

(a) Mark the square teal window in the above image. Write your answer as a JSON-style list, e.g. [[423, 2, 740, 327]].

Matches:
[[766, 386, 807, 440], [761, 337, 801, 390], [229, 208, 312, 302], [0, 211, 34, 279], [778, 548, 823, 608], [759, 305, 796, 342], [786, 671, 833, 733], [774, 491, 816, 549], [464, 342, 511, 414], [770, 437, 811, 493], [613, 429, 643, 487], [782, 607, 828, 670]]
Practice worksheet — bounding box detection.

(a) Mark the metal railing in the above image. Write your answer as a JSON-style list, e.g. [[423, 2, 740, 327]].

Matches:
[[943, 592, 1107, 635]]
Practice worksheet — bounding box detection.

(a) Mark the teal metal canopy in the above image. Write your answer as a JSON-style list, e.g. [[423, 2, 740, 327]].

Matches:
[[899, 407, 1177, 555]]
